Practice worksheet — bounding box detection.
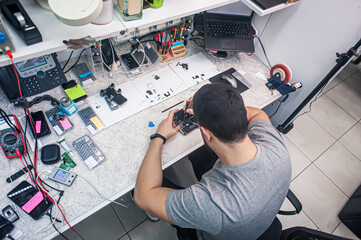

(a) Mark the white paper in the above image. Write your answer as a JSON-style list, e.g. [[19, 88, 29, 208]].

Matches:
[[254, 72, 268, 81], [87, 81, 151, 127], [169, 52, 220, 87], [132, 65, 188, 106]]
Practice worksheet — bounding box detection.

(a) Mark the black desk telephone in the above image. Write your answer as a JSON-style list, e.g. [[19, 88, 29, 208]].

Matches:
[[0, 53, 67, 102]]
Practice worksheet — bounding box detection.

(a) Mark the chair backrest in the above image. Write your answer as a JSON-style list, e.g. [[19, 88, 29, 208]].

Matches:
[[257, 217, 282, 240]]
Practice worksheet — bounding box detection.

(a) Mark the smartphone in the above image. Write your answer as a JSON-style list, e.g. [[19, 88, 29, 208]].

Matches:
[[61, 80, 87, 102], [27, 111, 51, 139], [7, 181, 53, 220]]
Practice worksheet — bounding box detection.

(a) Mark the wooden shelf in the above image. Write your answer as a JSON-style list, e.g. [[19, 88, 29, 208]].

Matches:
[[240, 0, 299, 16]]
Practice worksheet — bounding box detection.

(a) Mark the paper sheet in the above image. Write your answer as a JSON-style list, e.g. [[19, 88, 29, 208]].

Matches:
[[132, 65, 188, 106], [87, 81, 151, 127], [169, 52, 220, 86]]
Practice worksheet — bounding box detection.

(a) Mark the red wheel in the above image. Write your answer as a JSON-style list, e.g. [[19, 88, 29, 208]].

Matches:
[[270, 64, 292, 84]]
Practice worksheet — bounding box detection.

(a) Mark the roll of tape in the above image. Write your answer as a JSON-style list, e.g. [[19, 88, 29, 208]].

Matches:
[[60, 97, 72, 107], [13, 12, 26, 28]]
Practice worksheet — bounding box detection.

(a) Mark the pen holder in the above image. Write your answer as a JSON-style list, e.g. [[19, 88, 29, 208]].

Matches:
[[159, 43, 186, 62]]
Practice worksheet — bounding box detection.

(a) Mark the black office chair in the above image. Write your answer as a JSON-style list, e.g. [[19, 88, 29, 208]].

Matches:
[[258, 190, 352, 240], [258, 189, 302, 240]]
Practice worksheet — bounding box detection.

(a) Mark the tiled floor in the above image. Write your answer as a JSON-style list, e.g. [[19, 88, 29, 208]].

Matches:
[[281, 62, 361, 239], [55, 61, 361, 240], [119, 62, 361, 240]]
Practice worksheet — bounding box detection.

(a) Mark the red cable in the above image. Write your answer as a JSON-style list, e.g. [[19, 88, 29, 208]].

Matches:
[[7, 49, 85, 240], [56, 204, 85, 240], [16, 150, 38, 187], [25, 108, 48, 192], [6, 49, 22, 99]]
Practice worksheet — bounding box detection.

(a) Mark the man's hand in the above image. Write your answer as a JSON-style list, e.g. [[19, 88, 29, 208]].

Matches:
[[184, 96, 194, 115], [156, 109, 181, 139]]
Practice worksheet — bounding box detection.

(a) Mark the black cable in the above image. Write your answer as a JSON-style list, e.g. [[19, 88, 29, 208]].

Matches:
[[255, 35, 272, 69], [39, 179, 64, 193], [62, 51, 74, 71], [63, 49, 86, 74], [49, 208, 69, 240], [0, 108, 17, 131], [139, 31, 155, 41], [291, 84, 327, 123], [22, 109, 37, 183], [269, 94, 289, 119], [27, 95, 59, 108], [28, 95, 59, 108]]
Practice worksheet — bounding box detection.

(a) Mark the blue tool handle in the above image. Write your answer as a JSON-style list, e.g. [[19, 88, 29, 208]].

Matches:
[[79, 72, 91, 78]]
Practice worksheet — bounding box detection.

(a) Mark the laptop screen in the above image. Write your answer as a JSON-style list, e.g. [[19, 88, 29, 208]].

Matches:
[[207, 1, 253, 19]]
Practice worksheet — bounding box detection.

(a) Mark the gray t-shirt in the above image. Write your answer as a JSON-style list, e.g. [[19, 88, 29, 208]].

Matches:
[[165, 119, 291, 240]]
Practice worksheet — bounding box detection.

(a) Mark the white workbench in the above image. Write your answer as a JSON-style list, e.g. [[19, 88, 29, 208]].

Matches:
[[0, 41, 280, 239]]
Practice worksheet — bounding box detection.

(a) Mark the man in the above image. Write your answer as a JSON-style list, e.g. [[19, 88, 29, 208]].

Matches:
[[134, 84, 291, 240]]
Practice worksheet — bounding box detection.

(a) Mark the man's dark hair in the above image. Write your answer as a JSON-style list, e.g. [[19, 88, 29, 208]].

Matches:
[[193, 84, 248, 143]]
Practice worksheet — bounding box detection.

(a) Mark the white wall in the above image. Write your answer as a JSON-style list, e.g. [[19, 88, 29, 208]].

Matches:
[[253, 0, 361, 127]]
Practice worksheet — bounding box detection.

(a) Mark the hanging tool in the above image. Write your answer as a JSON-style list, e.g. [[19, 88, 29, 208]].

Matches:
[[266, 64, 302, 95]]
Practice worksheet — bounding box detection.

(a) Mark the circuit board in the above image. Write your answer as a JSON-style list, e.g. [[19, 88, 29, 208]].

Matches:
[[173, 109, 199, 135]]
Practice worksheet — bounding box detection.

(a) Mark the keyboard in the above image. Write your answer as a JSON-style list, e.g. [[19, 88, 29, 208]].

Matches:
[[72, 135, 106, 170], [206, 20, 252, 39]]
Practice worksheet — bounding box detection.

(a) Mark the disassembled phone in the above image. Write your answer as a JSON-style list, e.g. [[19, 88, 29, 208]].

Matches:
[[48, 167, 77, 187], [173, 109, 199, 135], [7, 181, 53, 220]]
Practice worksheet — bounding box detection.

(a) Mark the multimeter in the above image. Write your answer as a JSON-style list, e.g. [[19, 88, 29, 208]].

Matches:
[[0, 115, 26, 158]]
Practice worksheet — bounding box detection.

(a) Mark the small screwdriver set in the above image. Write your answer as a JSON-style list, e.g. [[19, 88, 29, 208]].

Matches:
[[155, 20, 192, 62]]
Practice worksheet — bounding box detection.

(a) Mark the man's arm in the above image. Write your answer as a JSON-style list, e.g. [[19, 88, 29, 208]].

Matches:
[[245, 106, 271, 124], [134, 110, 180, 224]]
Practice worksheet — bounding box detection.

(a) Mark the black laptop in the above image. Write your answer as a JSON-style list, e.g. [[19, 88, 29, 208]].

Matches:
[[204, 2, 254, 52]]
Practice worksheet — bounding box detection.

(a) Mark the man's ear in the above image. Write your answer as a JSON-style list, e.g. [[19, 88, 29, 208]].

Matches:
[[200, 127, 212, 141]]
